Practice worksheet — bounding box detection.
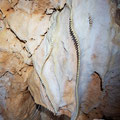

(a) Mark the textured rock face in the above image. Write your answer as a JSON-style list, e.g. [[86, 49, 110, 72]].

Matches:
[[0, 0, 120, 120], [0, 51, 37, 120], [71, 0, 120, 119]]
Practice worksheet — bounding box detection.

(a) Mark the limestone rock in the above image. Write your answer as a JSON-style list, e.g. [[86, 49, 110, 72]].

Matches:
[[0, 51, 38, 120], [32, 5, 76, 115], [72, 0, 120, 119], [0, 0, 120, 120]]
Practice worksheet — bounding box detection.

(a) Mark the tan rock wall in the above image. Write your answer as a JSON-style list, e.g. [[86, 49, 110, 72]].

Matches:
[[0, 51, 37, 120]]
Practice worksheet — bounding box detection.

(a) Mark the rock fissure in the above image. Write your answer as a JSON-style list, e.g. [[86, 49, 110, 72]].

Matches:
[[7, 27, 27, 43]]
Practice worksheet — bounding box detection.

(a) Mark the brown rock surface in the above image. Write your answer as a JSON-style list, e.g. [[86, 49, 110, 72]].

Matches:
[[0, 51, 38, 120], [81, 72, 102, 114]]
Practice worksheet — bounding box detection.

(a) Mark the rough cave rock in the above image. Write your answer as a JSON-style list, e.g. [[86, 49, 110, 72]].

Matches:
[[0, 0, 120, 120]]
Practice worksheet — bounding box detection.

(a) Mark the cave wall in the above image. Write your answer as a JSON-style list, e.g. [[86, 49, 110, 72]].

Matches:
[[0, 0, 120, 120]]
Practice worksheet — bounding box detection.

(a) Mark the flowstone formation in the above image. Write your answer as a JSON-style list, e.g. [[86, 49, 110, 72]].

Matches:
[[0, 0, 120, 120]]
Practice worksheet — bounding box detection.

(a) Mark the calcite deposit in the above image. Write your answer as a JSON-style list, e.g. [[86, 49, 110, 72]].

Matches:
[[0, 0, 120, 120]]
